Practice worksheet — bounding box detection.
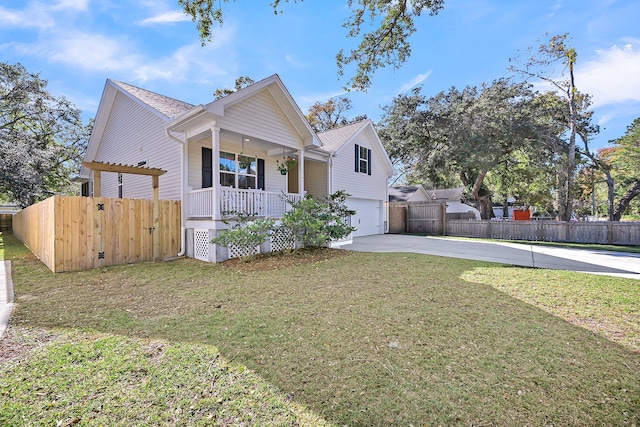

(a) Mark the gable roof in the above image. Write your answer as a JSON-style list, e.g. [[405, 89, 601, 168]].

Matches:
[[388, 186, 429, 202], [167, 74, 321, 149], [111, 80, 195, 120], [426, 188, 464, 202], [317, 120, 366, 153], [317, 119, 395, 177]]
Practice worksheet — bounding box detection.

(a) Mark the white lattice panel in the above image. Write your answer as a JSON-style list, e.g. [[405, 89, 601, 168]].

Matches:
[[271, 227, 295, 252], [194, 229, 210, 261], [228, 243, 259, 259]]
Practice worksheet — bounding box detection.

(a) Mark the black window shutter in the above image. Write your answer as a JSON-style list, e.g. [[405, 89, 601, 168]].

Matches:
[[202, 147, 212, 188], [257, 158, 265, 190], [367, 149, 372, 175], [354, 144, 359, 172]]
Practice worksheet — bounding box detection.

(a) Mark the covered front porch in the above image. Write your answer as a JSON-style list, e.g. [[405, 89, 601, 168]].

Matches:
[[188, 187, 303, 219]]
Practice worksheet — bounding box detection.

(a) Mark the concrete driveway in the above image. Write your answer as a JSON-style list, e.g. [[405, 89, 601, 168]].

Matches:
[[343, 234, 640, 279]]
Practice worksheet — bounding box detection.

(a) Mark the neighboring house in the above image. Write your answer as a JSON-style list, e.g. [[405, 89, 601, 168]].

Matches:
[[388, 186, 430, 202], [79, 75, 394, 262], [426, 187, 480, 220], [389, 186, 480, 220]]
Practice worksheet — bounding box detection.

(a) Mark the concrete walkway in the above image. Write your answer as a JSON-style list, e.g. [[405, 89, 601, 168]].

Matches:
[[0, 260, 14, 339], [343, 235, 640, 279]]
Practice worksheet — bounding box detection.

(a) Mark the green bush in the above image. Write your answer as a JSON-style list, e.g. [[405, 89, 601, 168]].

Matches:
[[282, 190, 356, 248]]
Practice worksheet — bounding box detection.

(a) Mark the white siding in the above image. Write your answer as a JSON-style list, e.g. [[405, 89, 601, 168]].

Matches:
[[94, 92, 181, 200], [331, 132, 388, 201], [304, 160, 327, 199], [216, 90, 303, 149]]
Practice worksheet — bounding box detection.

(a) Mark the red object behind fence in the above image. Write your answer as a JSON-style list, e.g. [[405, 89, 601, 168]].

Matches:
[[512, 210, 530, 221]]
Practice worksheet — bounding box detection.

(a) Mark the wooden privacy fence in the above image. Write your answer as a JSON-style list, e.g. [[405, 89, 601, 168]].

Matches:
[[0, 214, 12, 232], [12, 196, 181, 273], [388, 201, 447, 234], [446, 220, 640, 246]]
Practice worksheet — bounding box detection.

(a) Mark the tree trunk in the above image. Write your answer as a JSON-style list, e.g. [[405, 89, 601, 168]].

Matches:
[[613, 180, 640, 221], [565, 81, 577, 222], [604, 171, 615, 222], [556, 162, 567, 221], [469, 170, 493, 219]]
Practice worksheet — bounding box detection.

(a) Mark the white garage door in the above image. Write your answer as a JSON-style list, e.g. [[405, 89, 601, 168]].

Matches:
[[347, 198, 382, 237]]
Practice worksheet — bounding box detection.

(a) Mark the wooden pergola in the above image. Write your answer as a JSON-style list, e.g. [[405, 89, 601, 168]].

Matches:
[[82, 161, 168, 260]]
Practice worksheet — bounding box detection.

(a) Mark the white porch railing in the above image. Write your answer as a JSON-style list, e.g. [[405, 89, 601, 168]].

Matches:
[[188, 187, 303, 218]]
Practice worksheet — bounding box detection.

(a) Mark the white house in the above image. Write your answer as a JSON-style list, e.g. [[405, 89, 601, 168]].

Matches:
[[389, 186, 481, 220], [79, 75, 394, 262]]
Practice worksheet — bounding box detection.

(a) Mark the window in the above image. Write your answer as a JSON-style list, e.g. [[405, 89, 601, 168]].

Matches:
[[203, 148, 260, 189], [354, 144, 372, 175], [359, 145, 368, 173], [220, 151, 257, 189]]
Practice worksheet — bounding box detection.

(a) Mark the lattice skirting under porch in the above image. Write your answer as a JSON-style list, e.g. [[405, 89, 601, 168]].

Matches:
[[270, 226, 296, 252], [228, 243, 260, 259]]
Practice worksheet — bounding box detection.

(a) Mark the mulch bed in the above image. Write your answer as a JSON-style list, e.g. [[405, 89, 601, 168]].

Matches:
[[221, 247, 351, 271]]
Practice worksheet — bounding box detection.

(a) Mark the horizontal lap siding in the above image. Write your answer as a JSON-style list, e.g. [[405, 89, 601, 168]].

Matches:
[[332, 132, 387, 201], [217, 90, 303, 150], [304, 161, 327, 198], [95, 92, 181, 200]]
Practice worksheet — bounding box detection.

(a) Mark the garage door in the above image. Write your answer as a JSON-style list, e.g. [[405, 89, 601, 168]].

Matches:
[[347, 198, 382, 237]]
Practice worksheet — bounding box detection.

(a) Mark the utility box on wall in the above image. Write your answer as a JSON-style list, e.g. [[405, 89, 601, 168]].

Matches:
[[512, 210, 530, 221]]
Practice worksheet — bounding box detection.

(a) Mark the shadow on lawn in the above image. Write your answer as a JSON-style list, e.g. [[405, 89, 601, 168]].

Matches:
[[4, 233, 640, 426]]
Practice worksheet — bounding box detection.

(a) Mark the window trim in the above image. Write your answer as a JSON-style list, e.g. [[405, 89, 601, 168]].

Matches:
[[355, 144, 372, 175]]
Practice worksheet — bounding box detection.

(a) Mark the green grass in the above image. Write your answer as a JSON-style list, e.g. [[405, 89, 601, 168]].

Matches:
[[1, 233, 639, 426]]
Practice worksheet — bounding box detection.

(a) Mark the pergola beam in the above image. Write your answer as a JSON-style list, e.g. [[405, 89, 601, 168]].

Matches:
[[82, 161, 167, 177]]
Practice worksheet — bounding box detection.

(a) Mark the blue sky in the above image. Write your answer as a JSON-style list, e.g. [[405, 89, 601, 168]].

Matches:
[[1, 0, 639, 150]]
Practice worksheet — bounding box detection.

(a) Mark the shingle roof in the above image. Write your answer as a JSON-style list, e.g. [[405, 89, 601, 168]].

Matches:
[[388, 186, 421, 202], [111, 80, 195, 119], [426, 188, 464, 201], [317, 120, 367, 152]]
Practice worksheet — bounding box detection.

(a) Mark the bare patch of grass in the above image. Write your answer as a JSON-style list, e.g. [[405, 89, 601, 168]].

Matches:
[[2, 233, 639, 426]]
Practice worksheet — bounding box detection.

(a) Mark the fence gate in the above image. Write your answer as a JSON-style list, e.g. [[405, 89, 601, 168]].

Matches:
[[0, 214, 12, 232], [388, 204, 407, 233], [388, 201, 446, 235]]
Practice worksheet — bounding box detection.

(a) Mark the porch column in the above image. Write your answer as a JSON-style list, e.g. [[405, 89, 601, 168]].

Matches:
[[212, 125, 221, 220], [297, 150, 305, 196]]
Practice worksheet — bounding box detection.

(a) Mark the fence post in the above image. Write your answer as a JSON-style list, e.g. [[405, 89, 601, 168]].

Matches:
[[153, 175, 160, 261]]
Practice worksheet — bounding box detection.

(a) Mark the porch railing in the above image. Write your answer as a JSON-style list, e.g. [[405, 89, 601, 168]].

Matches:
[[188, 187, 303, 218]]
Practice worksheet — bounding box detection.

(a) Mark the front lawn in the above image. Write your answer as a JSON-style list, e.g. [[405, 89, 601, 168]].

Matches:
[[1, 233, 639, 426]]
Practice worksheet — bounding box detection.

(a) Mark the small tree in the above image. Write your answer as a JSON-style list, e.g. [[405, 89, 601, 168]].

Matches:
[[281, 190, 356, 248]]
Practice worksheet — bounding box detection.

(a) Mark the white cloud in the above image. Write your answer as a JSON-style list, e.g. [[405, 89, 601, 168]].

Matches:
[[296, 90, 349, 111], [139, 10, 191, 25], [285, 54, 308, 68], [50, 0, 89, 11], [0, 4, 55, 29], [398, 72, 432, 93], [13, 31, 142, 72], [578, 43, 640, 107]]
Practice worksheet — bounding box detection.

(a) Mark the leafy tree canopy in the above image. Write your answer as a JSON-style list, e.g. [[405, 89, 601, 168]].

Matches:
[[178, 0, 444, 91], [378, 78, 542, 218], [213, 76, 255, 100], [0, 62, 91, 208]]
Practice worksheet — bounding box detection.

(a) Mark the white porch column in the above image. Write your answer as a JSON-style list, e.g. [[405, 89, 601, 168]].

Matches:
[[297, 150, 305, 196], [212, 125, 221, 220]]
